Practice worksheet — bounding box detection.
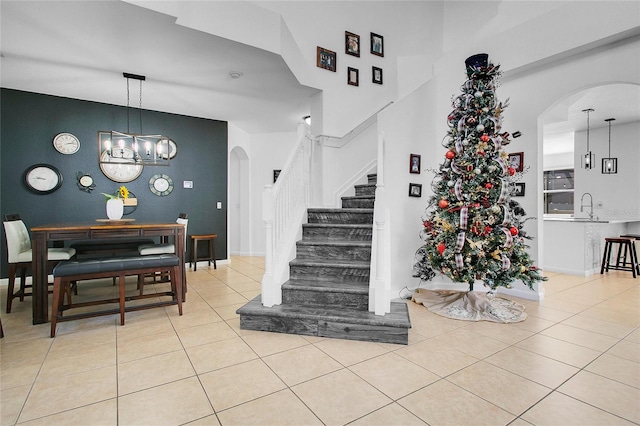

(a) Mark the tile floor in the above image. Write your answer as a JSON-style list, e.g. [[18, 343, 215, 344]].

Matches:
[[1, 256, 639, 425]]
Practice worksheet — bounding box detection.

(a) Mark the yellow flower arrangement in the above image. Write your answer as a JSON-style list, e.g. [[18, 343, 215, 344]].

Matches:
[[102, 185, 130, 201]]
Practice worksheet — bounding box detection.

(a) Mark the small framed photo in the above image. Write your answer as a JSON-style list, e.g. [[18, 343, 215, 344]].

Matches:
[[514, 182, 526, 197], [273, 170, 281, 183], [372, 66, 383, 85], [410, 154, 421, 174], [345, 31, 360, 57], [317, 47, 336, 72], [508, 152, 524, 172], [347, 67, 359, 86], [370, 32, 384, 57], [409, 183, 422, 198]]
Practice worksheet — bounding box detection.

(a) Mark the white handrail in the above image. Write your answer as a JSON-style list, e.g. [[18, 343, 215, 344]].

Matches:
[[261, 124, 311, 307]]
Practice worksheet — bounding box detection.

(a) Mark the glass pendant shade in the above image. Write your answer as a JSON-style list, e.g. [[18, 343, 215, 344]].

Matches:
[[601, 118, 617, 174]]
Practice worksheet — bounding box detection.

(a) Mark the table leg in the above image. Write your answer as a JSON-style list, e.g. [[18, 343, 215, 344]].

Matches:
[[31, 231, 49, 324], [175, 226, 187, 301]]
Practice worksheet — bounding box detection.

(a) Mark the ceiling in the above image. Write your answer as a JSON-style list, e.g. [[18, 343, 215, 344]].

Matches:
[[0, 1, 319, 134]]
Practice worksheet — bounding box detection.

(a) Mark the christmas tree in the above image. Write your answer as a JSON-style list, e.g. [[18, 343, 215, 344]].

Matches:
[[414, 54, 546, 292]]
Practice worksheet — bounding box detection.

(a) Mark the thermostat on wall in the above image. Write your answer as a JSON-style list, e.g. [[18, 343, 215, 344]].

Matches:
[[183, 180, 193, 189]]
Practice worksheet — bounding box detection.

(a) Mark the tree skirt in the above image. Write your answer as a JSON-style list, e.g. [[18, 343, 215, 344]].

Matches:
[[412, 289, 527, 323]]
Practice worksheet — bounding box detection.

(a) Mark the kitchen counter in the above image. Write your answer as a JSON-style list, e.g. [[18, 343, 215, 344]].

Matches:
[[543, 218, 640, 276]]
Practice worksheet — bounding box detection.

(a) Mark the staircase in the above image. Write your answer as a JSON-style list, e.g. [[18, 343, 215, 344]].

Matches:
[[237, 174, 411, 345]]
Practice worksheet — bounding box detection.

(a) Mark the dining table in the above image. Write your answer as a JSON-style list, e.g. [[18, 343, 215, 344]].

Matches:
[[30, 221, 186, 325]]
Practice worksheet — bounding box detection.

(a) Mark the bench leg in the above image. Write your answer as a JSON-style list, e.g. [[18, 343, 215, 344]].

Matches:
[[119, 274, 126, 326], [172, 265, 183, 316], [51, 277, 63, 338]]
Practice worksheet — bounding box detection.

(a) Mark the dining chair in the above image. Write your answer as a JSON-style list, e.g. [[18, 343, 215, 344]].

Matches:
[[2, 214, 76, 313], [137, 213, 188, 292]]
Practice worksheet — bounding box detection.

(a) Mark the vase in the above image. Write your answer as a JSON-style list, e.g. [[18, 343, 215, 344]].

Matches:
[[106, 198, 124, 220]]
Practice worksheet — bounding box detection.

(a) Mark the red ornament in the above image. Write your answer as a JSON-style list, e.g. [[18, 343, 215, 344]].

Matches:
[[477, 151, 485, 157], [437, 242, 446, 255], [485, 225, 492, 234], [480, 134, 490, 142], [445, 150, 456, 160], [485, 182, 493, 189], [438, 199, 449, 209], [510, 226, 519, 236], [508, 167, 516, 176]]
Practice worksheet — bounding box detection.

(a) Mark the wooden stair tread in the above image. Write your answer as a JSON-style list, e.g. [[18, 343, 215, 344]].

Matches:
[[282, 279, 368, 293], [303, 223, 372, 229], [237, 296, 411, 329], [289, 259, 370, 268], [308, 208, 373, 213], [296, 240, 372, 247]]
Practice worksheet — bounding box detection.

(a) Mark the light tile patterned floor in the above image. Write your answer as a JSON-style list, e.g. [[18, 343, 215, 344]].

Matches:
[[1, 257, 638, 425]]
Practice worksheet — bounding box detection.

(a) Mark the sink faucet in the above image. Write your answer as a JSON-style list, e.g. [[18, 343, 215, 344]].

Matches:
[[580, 192, 593, 220]]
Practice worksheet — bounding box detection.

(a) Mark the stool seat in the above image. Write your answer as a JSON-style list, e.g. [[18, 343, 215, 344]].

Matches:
[[601, 237, 638, 278], [190, 234, 217, 271]]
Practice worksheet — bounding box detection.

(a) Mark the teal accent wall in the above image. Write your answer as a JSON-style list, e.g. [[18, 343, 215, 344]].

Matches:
[[1, 88, 227, 277]]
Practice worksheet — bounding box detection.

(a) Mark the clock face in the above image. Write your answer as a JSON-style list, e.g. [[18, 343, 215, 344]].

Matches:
[[157, 139, 177, 159], [149, 173, 174, 196], [99, 148, 144, 183], [24, 164, 63, 194], [53, 132, 80, 154], [79, 175, 93, 187]]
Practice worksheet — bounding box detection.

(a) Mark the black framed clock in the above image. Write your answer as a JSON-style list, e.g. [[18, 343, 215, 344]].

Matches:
[[149, 173, 174, 196], [77, 171, 96, 192], [24, 164, 63, 194]]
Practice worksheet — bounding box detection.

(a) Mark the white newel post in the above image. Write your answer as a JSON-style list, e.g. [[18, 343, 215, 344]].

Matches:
[[372, 131, 391, 315], [261, 184, 277, 307]]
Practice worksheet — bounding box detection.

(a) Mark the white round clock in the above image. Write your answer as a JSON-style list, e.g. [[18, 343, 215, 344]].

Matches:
[[53, 132, 80, 154], [99, 148, 144, 183], [157, 139, 177, 159], [149, 173, 174, 196], [24, 164, 63, 194]]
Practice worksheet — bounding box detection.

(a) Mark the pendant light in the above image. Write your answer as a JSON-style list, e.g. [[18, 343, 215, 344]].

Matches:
[[601, 118, 618, 174], [99, 73, 171, 167], [582, 108, 595, 170]]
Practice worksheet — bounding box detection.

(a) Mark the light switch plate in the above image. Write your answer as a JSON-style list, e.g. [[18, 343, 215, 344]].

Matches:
[[183, 181, 193, 189], [217, 202, 222, 209]]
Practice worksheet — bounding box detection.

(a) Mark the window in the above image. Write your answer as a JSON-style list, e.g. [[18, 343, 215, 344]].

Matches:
[[543, 169, 574, 215]]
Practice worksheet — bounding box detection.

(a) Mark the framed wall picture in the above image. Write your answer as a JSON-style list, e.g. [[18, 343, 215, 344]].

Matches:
[[509, 152, 524, 172], [514, 182, 526, 197], [409, 183, 422, 198], [410, 154, 421, 174], [348, 67, 359, 86], [316, 46, 337, 72], [372, 66, 383, 85], [345, 31, 360, 57], [370, 32, 384, 57]]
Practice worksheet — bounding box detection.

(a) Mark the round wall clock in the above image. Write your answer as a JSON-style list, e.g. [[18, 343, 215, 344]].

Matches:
[[77, 171, 96, 192], [149, 173, 174, 196], [24, 164, 63, 194], [99, 148, 144, 183], [157, 139, 178, 159], [53, 132, 80, 155]]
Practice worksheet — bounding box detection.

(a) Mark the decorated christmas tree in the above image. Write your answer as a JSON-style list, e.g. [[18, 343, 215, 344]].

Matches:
[[413, 54, 545, 292]]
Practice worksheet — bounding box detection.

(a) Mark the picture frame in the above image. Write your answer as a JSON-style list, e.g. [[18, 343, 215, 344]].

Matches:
[[508, 152, 524, 172], [347, 67, 359, 86], [514, 182, 526, 197], [316, 46, 336, 72], [410, 154, 421, 174], [273, 169, 281, 183], [345, 31, 360, 57], [370, 32, 384, 57], [372, 66, 383, 85], [409, 183, 422, 198]]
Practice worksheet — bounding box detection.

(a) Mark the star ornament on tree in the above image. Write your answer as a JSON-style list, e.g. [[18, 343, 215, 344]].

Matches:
[[412, 53, 546, 291]]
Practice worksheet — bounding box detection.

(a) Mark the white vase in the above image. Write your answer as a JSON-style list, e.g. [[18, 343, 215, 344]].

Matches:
[[106, 198, 124, 220]]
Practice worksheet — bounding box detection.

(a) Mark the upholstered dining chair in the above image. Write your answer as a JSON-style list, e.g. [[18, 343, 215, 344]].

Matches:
[[137, 213, 188, 292], [3, 214, 76, 313]]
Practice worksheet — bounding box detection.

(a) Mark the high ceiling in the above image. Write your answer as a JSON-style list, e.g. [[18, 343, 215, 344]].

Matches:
[[0, 1, 319, 134]]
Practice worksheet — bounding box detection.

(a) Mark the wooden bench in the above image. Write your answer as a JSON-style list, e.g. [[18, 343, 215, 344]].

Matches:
[[50, 254, 183, 337]]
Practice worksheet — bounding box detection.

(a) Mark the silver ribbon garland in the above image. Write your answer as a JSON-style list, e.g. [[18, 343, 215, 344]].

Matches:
[[454, 178, 464, 201], [501, 254, 511, 270]]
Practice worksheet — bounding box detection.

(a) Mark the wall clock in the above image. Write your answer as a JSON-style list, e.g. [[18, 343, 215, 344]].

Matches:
[[76, 171, 96, 192], [149, 173, 174, 196], [53, 132, 80, 155], [99, 148, 143, 183], [24, 164, 63, 194], [157, 139, 178, 159]]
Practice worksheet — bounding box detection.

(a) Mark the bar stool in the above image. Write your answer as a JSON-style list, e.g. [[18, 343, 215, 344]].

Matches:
[[620, 234, 640, 274], [601, 237, 638, 278], [190, 234, 217, 271]]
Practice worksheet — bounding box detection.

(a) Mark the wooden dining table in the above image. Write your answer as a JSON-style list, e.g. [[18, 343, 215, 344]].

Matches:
[[30, 221, 186, 325]]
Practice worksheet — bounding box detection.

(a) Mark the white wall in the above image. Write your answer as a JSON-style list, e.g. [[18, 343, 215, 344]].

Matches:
[[574, 121, 640, 220]]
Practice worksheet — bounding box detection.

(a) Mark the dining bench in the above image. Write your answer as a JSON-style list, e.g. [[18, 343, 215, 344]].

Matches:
[[50, 254, 183, 337]]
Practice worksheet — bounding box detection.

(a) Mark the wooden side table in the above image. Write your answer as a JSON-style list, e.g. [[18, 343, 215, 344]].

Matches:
[[190, 234, 217, 271]]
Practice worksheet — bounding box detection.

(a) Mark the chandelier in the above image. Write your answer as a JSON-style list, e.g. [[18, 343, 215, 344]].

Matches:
[[582, 108, 595, 170], [602, 118, 618, 174], [99, 73, 170, 167]]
